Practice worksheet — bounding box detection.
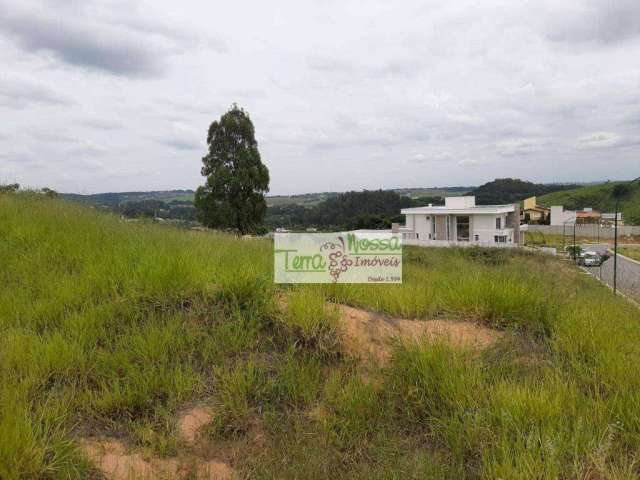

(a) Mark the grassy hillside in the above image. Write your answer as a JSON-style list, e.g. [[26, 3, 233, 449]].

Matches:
[[62, 190, 196, 206], [539, 180, 640, 225], [2, 193, 640, 479]]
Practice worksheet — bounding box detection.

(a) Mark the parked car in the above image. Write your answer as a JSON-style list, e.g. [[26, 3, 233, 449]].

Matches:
[[578, 251, 605, 267]]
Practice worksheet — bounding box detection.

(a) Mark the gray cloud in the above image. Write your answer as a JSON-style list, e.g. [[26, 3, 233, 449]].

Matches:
[[0, 76, 72, 109], [82, 118, 122, 130], [307, 55, 354, 74], [0, 9, 164, 77], [0, 0, 227, 78], [541, 0, 640, 45], [158, 137, 204, 151], [577, 131, 621, 149]]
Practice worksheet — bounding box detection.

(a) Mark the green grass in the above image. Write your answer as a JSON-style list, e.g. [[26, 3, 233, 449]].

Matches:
[[619, 248, 640, 261], [524, 231, 608, 250], [2, 193, 640, 479]]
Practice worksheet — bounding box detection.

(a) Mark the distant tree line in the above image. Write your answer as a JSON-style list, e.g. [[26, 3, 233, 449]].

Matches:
[[0, 183, 20, 194], [264, 190, 443, 230], [0, 184, 58, 197], [116, 199, 197, 221], [66, 187, 446, 231]]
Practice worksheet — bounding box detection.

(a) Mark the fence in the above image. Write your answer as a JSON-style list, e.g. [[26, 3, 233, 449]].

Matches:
[[404, 239, 517, 249], [526, 224, 640, 238]]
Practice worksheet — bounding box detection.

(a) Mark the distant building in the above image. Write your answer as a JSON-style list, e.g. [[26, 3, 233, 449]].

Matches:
[[522, 196, 550, 223], [551, 206, 622, 226], [575, 208, 601, 224], [601, 212, 624, 226], [399, 196, 521, 247], [550, 206, 577, 226]]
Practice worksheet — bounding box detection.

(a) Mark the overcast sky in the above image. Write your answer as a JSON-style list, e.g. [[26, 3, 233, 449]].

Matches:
[[1, 0, 639, 195]]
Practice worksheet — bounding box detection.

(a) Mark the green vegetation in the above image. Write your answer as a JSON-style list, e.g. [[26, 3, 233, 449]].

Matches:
[[467, 178, 576, 205], [116, 198, 197, 221], [62, 190, 196, 206], [539, 179, 640, 225], [195, 105, 270, 234], [619, 247, 640, 261], [60, 186, 466, 230], [2, 193, 640, 479], [267, 187, 469, 208], [0, 183, 20, 194], [524, 231, 600, 249], [266, 189, 415, 230]]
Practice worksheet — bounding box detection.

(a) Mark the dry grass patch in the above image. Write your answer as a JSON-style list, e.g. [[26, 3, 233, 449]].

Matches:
[[177, 405, 215, 446], [277, 291, 501, 364], [80, 437, 235, 480], [337, 304, 501, 363]]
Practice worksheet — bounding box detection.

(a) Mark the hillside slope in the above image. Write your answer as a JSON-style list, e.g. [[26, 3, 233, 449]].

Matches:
[[62, 190, 195, 206], [539, 179, 640, 224], [2, 193, 640, 479], [467, 178, 576, 205]]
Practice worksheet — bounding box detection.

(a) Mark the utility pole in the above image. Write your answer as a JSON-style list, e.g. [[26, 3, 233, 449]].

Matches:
[[573, 222, 577, 263], [613, 199, 619, 295]]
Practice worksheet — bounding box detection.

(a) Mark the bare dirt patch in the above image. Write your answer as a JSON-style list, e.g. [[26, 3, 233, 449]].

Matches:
[[276, 293, 501, 363], [336, 304, 501, 363], [177, 405, 215, 446], [80, 437, 235, 480]]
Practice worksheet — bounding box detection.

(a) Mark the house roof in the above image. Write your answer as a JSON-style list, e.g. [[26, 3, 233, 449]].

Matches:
[[576, 211, 601, 218], [401, 204, 515, 215]]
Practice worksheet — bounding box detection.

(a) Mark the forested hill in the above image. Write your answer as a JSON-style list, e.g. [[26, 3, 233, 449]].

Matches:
[[467, 178, 577, 205], [265, 190, 417, 230]]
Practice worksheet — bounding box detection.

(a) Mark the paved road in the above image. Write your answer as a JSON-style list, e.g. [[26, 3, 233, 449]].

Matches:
[[585, 253, 640, 303]]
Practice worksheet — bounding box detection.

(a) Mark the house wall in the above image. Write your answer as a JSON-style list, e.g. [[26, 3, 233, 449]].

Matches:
[[471, 215, 498, 243], [414, 214, 429, 240], [470, 213, 515, 243], [445, 196, 476, 208], [525, 209, 544, 221], [523, 197, 537, 210], [405, 214, 415, 231], [405, 212, 517, 244], [550, 206, 576, 226]]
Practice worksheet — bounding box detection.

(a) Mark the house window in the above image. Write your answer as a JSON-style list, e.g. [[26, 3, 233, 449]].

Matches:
[[495, 217, 501, 230], [456, 215, 470, 241], [494, 235, 507, 243]]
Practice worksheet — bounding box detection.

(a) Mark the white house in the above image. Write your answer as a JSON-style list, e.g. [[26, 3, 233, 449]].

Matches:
[[396, 196, 521, 247]]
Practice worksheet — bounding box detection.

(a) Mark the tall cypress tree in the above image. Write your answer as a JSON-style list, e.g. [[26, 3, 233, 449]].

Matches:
[[195, 105, 270, 234]]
